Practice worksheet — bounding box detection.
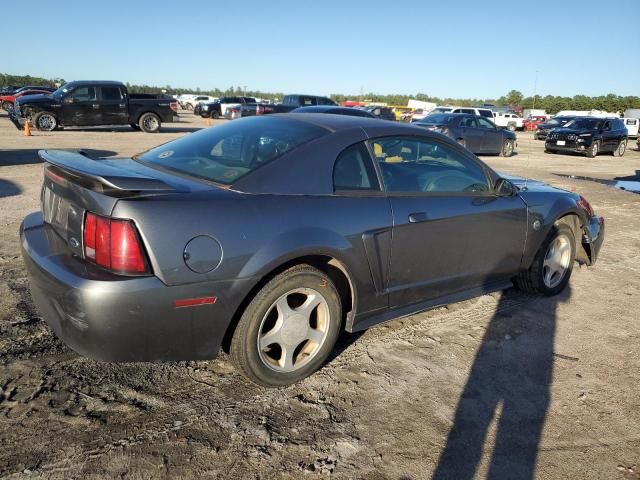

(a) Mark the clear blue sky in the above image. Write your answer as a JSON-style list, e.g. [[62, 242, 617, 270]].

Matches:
[[6, 0, 639, 99]]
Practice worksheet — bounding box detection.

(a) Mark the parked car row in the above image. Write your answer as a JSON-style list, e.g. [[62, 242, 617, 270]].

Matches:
[[544, 117, 628, 157]]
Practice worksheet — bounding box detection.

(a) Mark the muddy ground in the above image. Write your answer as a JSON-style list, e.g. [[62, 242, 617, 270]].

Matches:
[[0, 112, 639, 480]]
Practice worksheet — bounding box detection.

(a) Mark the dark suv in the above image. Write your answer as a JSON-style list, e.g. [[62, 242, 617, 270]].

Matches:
[[535, 116, 576, 140], [545, 117, 628, 157]]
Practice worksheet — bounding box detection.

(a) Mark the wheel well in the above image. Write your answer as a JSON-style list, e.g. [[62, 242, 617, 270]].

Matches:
[[556, 213, 590, 265], [220, 255, 355, 353]]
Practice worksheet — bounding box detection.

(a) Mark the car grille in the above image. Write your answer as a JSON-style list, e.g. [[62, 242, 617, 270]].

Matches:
[[548, 133, 577, 141]]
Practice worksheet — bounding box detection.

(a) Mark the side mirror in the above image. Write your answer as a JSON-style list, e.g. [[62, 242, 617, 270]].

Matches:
[[495, 178, 516, 196]]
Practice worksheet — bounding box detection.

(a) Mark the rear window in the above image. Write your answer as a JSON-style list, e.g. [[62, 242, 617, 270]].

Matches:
[[136, 117, 329, 185]]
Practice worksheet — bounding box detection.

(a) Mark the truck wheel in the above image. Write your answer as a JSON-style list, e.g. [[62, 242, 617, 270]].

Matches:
[[130, 123, 141, 131], [230, 264, 342, 387], [33, 112, 58, 131], [211, 111, 219, 120], [138, 113, 161, 133], [612, 139, 626, 157], [586, 141, 599, 158], [507, 122, 516, 131]]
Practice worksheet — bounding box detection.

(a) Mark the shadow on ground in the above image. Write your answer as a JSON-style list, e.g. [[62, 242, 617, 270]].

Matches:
[[0, 178, 22, 197]]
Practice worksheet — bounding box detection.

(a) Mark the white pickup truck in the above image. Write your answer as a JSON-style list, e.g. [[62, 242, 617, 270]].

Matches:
[[492, 112, 524, 131]]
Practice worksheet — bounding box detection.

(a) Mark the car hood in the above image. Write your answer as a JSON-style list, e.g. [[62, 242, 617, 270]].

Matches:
[[16, 93, 56, 106], [500, 173, 572, 195], [549, 127, 592, 135]]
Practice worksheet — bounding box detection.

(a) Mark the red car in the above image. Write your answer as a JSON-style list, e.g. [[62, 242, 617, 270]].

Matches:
[[1, 89, 52, 111], [523, 115, 548, 131]]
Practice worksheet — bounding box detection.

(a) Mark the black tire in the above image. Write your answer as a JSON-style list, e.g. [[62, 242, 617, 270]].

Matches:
[[515, 222, 576, 296], [612, 139, 626, 157], [185, 103, 193, 110], [230, 264, 342, 387], [211, 110, 219, 120], [507, 123, 516, 131], [138, 112, 161, 133], [1, 101, 11, 111], [586, 141, 599, 158], [500, 139, 514, 157], [130, 123, 141, 131], [33, 111, 57, 131]]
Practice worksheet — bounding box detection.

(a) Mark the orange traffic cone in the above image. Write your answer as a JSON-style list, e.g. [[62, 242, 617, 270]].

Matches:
[[206, 117, 212, 126], [23, 119, 32, 136]]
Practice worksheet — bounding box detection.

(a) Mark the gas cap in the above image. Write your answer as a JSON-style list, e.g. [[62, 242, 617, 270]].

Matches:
[[183, 235, 223, 273]]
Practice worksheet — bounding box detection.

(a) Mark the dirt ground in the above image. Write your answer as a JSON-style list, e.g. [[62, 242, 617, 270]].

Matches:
[[0, 111, 639, 480]]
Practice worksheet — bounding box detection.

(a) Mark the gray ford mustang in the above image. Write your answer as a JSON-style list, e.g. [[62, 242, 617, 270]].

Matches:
[[20, 114, 604, 386]]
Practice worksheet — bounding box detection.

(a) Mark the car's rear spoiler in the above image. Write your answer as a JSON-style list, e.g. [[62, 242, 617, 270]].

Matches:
[[38, 149, 181, 193]]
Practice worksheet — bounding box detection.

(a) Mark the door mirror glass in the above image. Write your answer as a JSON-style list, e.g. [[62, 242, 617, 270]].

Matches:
[[495, 178, 515, 196]]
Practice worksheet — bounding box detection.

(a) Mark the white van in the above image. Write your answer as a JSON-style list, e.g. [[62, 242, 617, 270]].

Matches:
[[621, 118, 639, 137]]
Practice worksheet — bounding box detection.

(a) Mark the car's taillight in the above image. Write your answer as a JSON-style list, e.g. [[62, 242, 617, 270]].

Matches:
[[577, 195, 595, 217], [83, 212, 151, 275], [170, 102, 178, 112]]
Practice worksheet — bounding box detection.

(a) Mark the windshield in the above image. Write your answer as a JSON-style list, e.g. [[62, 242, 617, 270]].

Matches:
[[563, 118, 603, 130], [51, 83, 74, 99], [418, 113, 456, 124], [547, 117, 572, 126], [136, 116, 329, 185]]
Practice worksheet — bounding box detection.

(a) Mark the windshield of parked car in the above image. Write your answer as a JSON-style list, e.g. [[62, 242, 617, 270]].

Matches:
[[51, 83, 74, 99], [546, 117, 572, 126], [563, 118, 603, 130], [418, 113, 457, 124], [136, 116, 329, 185]]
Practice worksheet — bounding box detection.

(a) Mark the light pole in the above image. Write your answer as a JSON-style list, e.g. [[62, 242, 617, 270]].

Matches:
[[532, 70, 539, 111]]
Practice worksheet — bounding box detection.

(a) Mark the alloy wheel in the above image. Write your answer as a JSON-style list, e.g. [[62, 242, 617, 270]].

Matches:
[[542, 234, 571, 288], [257, 288, 330, 373]]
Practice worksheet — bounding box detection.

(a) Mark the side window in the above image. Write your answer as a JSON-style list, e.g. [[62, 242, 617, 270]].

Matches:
[[459, 116, 478, 128], [477, 117, 496, 129], [333, 143, 379, 192], [370, 136, 489, 194], [301, 96, 314, 106], [461, 108, 475, 114], [603, 121, 611, 131], [479, 110, 493, 118], [101, 86, 123, 101], [70, 87, 96, 102]]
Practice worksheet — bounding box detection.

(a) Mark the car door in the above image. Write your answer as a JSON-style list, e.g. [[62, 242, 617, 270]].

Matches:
[[62, 86, 99, 126], [98, 86, 128, 125], [456, 115, 483, 152], [600, 120, 616, 151], [370, 135, 527, 308], [476, 116, 503, 153]]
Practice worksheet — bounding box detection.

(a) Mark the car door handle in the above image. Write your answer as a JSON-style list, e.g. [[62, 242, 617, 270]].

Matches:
[[118, 104, 126, 108], [92, 104, 100, 109], [408, 212, 428, 223]]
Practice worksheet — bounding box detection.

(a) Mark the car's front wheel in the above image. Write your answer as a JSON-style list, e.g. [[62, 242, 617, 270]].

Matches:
[[33, 112, 58, 131], [230, 264, 342, 387], [1, 101, 11, 111], [586, 141, 599, 158], [515, 222, 576, 296], [613, 139, 626, 157]]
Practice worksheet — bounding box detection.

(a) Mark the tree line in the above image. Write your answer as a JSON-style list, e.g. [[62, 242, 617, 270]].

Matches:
[[2, 73, 639, 115]]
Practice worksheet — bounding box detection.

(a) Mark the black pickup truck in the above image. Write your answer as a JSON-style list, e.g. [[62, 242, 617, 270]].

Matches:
[[11, 80, 179, 133]]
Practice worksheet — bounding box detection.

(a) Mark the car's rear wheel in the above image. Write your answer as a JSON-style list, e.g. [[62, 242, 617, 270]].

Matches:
[[185, 103, 193, 110], [586, 141, 599, 158], [33, 112, 57, 131], [230, 264, 342, 387], [515, 222, 576, 296], [211, 110, 219, 119], [500, 139, 515, 157], [138, 112, 161, 133], [613, 139, 626, 157]]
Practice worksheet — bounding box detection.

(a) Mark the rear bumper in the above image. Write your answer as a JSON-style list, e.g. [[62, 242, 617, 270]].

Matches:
[[20, 212, 252, 362]]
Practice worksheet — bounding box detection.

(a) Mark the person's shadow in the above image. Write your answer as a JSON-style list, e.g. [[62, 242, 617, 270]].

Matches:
[[433, 283, 572, 480]]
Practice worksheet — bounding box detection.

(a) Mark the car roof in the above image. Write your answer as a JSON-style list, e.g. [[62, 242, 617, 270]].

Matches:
[[275, 113, 418, 131], [65, 80, 125, 87]]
